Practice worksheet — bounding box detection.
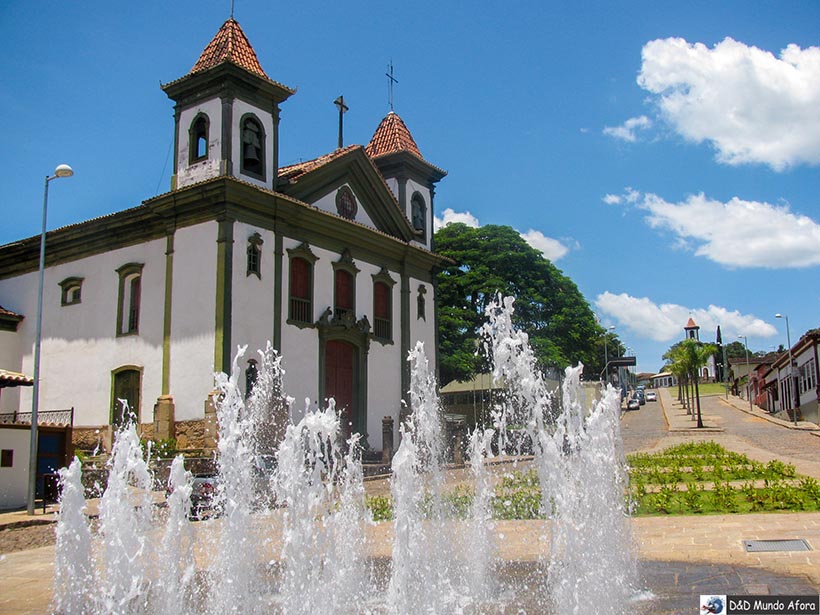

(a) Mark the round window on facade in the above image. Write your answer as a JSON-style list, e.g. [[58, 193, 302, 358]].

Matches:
[[336, 187, 357, 220]]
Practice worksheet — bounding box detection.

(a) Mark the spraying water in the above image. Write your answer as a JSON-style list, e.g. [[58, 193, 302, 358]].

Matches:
[[53, 295, 636, 615]]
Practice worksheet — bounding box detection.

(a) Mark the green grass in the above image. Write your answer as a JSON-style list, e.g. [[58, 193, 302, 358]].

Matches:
[[364, 441, 820, 520]]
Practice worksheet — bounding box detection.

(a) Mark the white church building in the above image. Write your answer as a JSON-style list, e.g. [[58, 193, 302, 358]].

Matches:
[[0, 18, 446, 459]]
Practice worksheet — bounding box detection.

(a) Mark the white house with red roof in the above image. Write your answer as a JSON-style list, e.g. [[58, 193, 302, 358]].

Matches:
[[0, 18, 447, 464]]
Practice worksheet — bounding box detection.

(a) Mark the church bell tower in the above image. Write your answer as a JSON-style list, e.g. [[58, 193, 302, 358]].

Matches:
[[161, 18, 294, 192]]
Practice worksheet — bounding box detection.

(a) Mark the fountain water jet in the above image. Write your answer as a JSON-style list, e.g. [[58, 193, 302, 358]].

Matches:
[[53, 295, 638, 615]]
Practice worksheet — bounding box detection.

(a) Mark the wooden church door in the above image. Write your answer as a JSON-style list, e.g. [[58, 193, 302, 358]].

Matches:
[[325, 340, 355, 440]]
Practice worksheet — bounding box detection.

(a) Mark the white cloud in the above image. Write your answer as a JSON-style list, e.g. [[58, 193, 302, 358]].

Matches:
[[520, 229, 569, 261], [603, 194, 622, 205], [603, 115, 652, 142], [606, 189, 820, 269], [595, 291, 777, 342], [434, 209, 570, 261], [433, 207, 480, 231], [638, 37, 820, 170]]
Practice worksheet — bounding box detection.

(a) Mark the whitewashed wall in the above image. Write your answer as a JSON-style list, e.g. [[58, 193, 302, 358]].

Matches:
[[176, 99, 223, 189], [168, 222, 219, 421], [0, 427, 30, 509], [231, 223, 276, 396], [409, 277, 436, 364], [0, 329, 22, 413], [0, 239, 166, 427]]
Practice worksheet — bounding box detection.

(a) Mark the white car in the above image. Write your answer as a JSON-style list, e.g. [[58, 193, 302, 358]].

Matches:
[[645, 391, 657, 402]]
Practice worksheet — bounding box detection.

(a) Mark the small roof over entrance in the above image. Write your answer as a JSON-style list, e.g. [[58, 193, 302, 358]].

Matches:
[[0, 369, 33, 388]]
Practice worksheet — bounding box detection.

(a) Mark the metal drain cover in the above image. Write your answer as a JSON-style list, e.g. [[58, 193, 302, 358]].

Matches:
[[744, 539, 811, 552]]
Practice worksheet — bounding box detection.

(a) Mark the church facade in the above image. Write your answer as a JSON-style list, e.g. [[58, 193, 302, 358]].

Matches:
[[0, 18, 446, 455]]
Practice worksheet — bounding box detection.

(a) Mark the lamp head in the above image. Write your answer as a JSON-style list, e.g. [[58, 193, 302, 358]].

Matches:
[[775, 313, 783, 319], [54, 164, 73, 178]]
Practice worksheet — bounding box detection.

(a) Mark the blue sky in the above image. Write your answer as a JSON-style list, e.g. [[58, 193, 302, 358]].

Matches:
[[2, 1, 818, 374]]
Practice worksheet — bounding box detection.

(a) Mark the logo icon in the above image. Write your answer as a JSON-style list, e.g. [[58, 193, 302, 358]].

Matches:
[[700, 595, 725, 614]]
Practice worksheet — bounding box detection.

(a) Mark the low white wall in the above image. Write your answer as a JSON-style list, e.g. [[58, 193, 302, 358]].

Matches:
[[0, 427, 30, 510]]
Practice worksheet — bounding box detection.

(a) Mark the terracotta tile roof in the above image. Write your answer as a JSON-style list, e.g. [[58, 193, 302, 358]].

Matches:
[[0, 305, 22, 319], [366, 111, 423, 159], [685, 317, 698, 328], [278, 145, 361, 183], [0, 369, 33, 387], [190, 18, 268, 79]]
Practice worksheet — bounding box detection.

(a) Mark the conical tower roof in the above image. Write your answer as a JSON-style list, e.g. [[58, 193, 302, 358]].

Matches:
[[190, 18, 268, 79], [685, 317, 699, 329], [366, 111, 423, 159]]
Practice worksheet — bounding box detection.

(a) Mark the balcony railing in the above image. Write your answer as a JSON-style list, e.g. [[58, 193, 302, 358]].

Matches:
[[0, 408, 74, 426], [374, 317, 391, 341], [289, 297, 312, 324]]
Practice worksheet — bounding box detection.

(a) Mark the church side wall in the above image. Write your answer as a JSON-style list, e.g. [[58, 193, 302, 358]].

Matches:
[[409, 276, 437, 363], [168, 222, 219, 422], [0, 239, 166, 428], [0, 329, 22, 413], [230, 223, 276, 392], [176, 99, 223, 189], [279, 238, 328, 416], [365, 261, 402, 449]]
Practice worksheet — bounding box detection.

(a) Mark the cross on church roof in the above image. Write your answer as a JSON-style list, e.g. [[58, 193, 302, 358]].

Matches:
[[386, 61, 398, 111]]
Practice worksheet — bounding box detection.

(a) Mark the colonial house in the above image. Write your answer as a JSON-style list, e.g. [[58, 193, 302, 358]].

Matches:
[[763, 329, 819, 424], [0, 17, 447, 470]]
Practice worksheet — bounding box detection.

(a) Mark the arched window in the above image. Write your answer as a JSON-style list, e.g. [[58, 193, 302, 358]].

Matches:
[[59, 276, 84, 306], [111, 366, 141, 428], [241, 115, 265, 179], [411, 192, 427, 241], [417, 284, 427, 321], [336, 186, 357, 220], [189, 114, 209, 163], [116, 263, 144, 336], [247, 232, 263, 278], [246, 359, 258, 399]]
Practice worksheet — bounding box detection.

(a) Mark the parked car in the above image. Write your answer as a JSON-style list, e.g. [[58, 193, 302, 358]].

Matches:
[[645, 391, 657, 402], [635, 390, 646, 405], [626, 397, 640, 410]]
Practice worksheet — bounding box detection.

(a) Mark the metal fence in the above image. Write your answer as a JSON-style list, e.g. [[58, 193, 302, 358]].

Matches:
[[0, 407, 74, 426]]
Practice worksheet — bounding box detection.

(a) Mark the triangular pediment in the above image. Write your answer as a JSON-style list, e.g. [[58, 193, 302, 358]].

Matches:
[[279, 146, 415, 241]]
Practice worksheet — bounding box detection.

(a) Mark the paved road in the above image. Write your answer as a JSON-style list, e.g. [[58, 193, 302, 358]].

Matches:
[[619, 398, 667, 454], [702, 394, 820, 464]]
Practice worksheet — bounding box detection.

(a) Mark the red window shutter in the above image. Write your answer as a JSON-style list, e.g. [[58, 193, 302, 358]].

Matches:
[[335, 270, 353, 310], [374, 282, 389, 319], [290, 258, 309, 299]]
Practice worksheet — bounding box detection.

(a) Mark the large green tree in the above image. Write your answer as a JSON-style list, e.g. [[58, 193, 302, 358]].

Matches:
[[434, 223, 606, 384]]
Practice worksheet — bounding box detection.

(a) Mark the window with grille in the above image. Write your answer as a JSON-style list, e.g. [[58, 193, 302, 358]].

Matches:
[[247, 233, 263, 278], [289, 257, 312, 324], [373, 281, 391, 340]]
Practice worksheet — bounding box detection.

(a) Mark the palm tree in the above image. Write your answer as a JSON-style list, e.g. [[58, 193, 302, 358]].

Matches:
[[678, 339, 718, 428]]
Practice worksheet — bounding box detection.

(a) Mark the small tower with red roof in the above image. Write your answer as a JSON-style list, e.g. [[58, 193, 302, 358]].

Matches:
[[366, 112, 446, 250], [162, 18, 294, 191]]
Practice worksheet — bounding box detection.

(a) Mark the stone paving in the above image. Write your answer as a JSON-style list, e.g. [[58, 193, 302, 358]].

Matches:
[[1, 388, 819, 614]]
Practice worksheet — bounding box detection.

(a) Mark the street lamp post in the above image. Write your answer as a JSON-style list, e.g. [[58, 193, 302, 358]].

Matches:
[[775, 314, 799, 426], [738, 335, 752, 412], [27, 164, 73, 515]]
